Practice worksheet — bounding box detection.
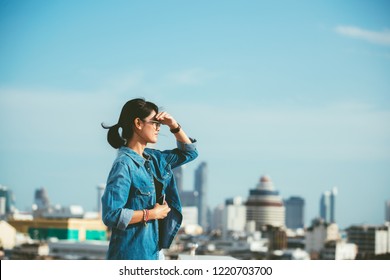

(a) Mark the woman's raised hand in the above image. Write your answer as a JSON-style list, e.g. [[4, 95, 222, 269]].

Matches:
[[154, 112, 178, 130]]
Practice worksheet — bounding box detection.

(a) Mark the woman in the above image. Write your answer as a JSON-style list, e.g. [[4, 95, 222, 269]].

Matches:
[[101, 98, 198, 260]]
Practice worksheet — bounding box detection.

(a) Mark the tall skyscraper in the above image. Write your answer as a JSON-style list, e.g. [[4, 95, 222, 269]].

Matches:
[[330, 187, 337, 223], [386, 200, 390, 222], [320, 187, 337, 223], [173, 166, 184, 193], [320, 191, 330, 222], [180, 191, 198, 207], [284, 196, 305, 229], [194, 162, 208, 231], [175, 165, 198, 207], [246, 175, 285, 230]]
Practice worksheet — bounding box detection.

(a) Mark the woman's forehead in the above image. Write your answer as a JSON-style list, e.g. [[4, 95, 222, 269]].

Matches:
[[145, 110, 157, 120]]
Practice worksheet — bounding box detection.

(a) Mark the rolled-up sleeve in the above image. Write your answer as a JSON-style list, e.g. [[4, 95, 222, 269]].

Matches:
[[101, 161, 134, 231], [163, 138, 198, 169], [176, 138, 197, 152]]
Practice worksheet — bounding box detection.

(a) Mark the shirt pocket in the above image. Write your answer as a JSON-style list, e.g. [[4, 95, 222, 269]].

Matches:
[[160, 165, 173, 182], [131, 186, 155, 209], [153, 164, 173, 185]]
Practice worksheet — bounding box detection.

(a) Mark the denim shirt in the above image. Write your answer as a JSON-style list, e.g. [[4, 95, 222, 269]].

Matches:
[[101, 139, 198, 260]]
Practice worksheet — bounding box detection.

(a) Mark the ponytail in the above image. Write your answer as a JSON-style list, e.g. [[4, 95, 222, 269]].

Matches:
[[101, 123, 126, 149], [102, 98, 159, 149]]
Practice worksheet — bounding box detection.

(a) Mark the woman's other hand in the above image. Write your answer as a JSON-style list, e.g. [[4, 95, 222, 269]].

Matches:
[[151, 201, 171, 220]]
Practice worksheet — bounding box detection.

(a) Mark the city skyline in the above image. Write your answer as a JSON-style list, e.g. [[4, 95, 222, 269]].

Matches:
[[1, 1, 389, 230], [2, 168, 389, 231]]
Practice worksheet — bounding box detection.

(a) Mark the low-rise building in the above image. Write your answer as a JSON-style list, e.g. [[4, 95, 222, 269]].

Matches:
[[8, 217, 107, 241], [0, 221, 17, 250], [48, 240, 108, 259], [346, 223, 390, 259], [321, 240, 357, 260], [305, 219, 340, 259]]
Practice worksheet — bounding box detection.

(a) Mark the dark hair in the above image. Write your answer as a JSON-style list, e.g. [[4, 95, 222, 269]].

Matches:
[[102, 98, 159, 149]]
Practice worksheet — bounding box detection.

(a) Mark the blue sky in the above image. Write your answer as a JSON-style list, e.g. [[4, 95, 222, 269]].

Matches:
[[0, 0, 389, 229]]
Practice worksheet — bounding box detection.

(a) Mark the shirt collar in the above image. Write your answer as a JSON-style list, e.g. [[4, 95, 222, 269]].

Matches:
[[118, 146, 150, 166]]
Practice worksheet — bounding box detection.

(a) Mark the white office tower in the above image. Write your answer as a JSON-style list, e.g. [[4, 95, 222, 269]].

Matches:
[[0, 185, 8, 217], [0, 197, 5, 217], [222, 197, 247, 239], [181, 206, 202, 235], [246, 175, 285, 230], [181, 206, 199, 227]]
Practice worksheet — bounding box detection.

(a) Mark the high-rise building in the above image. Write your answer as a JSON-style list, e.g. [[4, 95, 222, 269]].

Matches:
[[222, 197, 247, 239], [0, 185, 16, 217], [211, 204, 224, 232], [284, 196, 305, 229], [176, 165, 199, 230], [174, 165, 198, 207], [180, 191, 198, 207], [181, 206, 198, 227], [246, 175, 285, 230], [34, 187, 50, 210], [97, 184, 106, 216], [386, 200, 390, 223], [320, 187, 337, 223], [194, 162, 208, 231], [173, 166, 184, 193]]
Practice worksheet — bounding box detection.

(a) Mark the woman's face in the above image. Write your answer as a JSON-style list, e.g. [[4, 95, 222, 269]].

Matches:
[[139, 110, 161, 144]]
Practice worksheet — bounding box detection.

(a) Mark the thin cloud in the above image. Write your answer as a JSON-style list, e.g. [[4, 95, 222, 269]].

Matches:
[[164, 68, 218, 86], [169, 101, 390, 161], [335, 25, 390, 46], [104, 71, 146, 94]]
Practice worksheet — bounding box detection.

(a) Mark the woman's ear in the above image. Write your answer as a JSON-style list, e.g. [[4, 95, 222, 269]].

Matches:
[[134, 118, 143, 130]]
